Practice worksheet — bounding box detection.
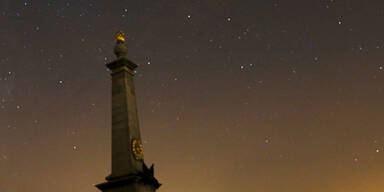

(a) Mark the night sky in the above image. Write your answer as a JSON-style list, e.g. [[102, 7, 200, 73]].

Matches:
[[1, 0, 384, 191]]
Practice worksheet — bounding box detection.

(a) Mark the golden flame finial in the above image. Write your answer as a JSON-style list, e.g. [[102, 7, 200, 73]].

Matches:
[[114, 30, 125, 43]]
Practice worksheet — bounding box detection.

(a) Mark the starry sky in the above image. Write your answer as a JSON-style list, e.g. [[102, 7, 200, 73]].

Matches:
[[1, 0, 384, 191]]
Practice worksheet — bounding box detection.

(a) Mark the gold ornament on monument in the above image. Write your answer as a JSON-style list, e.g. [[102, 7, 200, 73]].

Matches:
[[113, 30, 128, 58], [132, 139, 144, 160], [114, 30, 125, 43]]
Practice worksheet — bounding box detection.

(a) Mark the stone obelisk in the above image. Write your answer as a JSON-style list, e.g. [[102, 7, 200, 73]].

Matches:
[[96, 31, 161, 192]]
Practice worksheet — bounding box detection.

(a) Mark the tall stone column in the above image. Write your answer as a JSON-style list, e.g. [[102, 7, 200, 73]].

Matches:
[[96, 31, 160, 192]]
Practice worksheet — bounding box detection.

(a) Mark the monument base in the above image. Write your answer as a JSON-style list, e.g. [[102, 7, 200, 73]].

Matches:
[[96, 164, 161, 192]]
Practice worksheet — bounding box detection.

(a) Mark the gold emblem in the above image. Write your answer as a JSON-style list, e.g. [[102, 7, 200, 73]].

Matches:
[[132, 139, 143, 160], [114, 31, 125, 43]]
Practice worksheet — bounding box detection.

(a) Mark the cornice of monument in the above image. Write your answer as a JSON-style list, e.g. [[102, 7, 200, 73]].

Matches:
[[106, 57, 138, 71]]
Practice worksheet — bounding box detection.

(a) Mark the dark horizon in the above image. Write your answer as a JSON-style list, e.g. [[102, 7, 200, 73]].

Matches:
[[1, 0, 384, 192]]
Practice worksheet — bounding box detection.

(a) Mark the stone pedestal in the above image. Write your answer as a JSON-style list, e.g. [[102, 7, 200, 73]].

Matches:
[[97, 163, 160, 192]]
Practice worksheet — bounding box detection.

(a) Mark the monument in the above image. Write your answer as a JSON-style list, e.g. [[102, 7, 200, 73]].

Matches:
[[96, 31, 161, 192]]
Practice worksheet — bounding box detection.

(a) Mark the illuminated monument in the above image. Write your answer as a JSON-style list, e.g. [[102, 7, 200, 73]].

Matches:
[[96, 31, 161, 192]]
